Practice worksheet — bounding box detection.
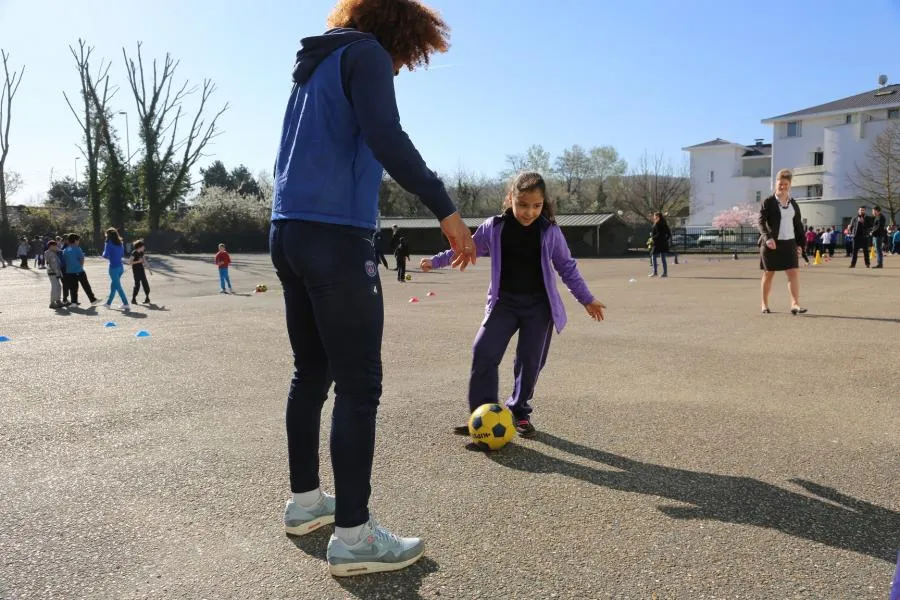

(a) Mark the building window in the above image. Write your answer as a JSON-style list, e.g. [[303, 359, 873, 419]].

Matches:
[[889, 108, 899, 120], [845, 114, 852, 124], [813, 151, 824, 166], [708, 170, 715, 183], [786, 121, 801, 137], [755, 191, 761, 203]]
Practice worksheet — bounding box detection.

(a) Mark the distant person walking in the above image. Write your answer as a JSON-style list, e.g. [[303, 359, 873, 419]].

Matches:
[[649, 212, 671, 278]]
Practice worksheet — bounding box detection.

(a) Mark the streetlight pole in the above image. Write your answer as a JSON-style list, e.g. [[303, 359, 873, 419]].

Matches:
[[118, 111, 130, 165], [74, 157, 79, 186]]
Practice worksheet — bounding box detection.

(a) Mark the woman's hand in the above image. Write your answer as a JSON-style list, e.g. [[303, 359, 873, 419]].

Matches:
[[585, 300, 606, 321], [420, 258, 433, 272], [439, 212, 476, 271], [765, 239, 776, 250]]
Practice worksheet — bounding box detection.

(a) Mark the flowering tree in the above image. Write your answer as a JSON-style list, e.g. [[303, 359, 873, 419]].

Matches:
[[712, 203, 758, 228]]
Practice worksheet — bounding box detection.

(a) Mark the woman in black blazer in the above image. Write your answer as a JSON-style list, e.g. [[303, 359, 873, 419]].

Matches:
[[758, 169, 807, 315]]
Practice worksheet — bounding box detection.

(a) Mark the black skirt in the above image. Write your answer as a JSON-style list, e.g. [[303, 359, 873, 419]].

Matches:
[[760, 239, 799, 271]]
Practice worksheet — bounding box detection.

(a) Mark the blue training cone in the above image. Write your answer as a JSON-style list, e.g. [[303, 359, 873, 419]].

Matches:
[[891, 550, 900, 600], [135, 330, 151, 338], [104, 322, 117, 328], [0, 335, 9, 342]]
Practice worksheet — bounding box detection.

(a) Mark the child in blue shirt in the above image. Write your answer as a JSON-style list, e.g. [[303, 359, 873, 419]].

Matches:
[[62, 234, 99, 305]]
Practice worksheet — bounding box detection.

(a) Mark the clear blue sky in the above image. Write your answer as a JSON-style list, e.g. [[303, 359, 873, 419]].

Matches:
[[2, 0, 899, 205]]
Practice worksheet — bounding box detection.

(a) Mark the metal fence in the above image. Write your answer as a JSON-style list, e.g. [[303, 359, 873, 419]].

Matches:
[[631, 225, 850, 254]]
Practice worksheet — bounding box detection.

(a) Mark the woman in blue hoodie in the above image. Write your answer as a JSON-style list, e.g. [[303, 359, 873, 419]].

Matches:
[[269, 0, 477, 577], [101, 227, 129, 310]]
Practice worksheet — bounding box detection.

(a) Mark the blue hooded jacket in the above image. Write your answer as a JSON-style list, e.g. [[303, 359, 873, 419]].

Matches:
[[272, 28, 457, 230]]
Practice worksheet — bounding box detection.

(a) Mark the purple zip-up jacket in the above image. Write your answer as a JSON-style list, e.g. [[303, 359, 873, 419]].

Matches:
[[429, 215, 595, 333]]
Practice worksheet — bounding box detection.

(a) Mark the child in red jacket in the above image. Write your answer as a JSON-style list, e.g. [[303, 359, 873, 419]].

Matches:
[[215, 243, 233, 293]]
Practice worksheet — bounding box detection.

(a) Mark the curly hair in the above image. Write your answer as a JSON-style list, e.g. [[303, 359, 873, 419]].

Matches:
[[327, 0, 450, 71]]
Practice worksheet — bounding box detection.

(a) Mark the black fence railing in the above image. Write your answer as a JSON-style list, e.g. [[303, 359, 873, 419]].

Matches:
[[631, 226, 851, 254]]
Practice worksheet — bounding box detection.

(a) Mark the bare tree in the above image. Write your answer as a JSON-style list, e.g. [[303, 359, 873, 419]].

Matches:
[[503, 152, 528, 178], [0, 49, 24, 258], [553, 144, 594, 211], [611, 152, 690, 223], [63, 40, 107, 248], [123, 42, 228, 230], [3, 170, 22, 197], [453, 168, 499, 216], [848, 120, 900, 224]]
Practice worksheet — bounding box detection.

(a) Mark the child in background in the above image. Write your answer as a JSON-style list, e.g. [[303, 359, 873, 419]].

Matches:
[[215, 243, 233, 293], [44, 240, 64, 309], [130, 240, 151, 304], [62, 234, 100, 305], [394, 237, 410, 282], [101, 227, 129, 310], [17, 238, 30, 269], [421, 172, 606, 438]]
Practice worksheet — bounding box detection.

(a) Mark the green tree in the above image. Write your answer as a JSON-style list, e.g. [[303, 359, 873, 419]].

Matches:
[[89, 84, 130, 234], [230, 164, 260, 198], [122, 42, 228, 230], [45, 177, 88, 209], [201, 160, 230, 189]]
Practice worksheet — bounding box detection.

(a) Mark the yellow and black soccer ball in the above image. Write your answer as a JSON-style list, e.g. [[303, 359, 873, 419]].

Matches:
[[468, 403, 515, 451]]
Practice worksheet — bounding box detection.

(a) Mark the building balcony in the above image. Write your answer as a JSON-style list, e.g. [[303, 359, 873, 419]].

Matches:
[[791, 164, 824, 187], [792, 165, 825, 176]]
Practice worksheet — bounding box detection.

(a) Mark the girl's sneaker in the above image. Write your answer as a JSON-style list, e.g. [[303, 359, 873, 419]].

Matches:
[[327, 516, 424, 577], [284, 493, 336, 536], [515, 419, 536, 437]]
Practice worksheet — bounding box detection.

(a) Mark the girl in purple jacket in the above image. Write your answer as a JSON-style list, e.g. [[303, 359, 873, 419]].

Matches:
[[421, 172, 606, 438]]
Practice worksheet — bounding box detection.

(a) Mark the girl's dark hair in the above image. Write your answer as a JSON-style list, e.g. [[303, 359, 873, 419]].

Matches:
[[506, 171, 556, 223], [105, 227, 122, 245], [327, 0, 450, 71], [134, 239, 145, 249]]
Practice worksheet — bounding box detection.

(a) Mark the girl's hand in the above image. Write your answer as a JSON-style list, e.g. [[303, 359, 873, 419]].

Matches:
[[420, 258, 433, 272], [585, 300, 606, 321]]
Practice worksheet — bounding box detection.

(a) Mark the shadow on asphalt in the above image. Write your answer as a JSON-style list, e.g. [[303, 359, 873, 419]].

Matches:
[[140, 303, 170, 311], [676, 276, 760, 281], [287, 530, 439, 599], [486, 431, 900, 563], [802, 314, 900, 323]]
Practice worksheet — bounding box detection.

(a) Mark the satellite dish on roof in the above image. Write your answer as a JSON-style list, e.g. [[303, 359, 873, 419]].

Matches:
[[878, 74, 888, 86]]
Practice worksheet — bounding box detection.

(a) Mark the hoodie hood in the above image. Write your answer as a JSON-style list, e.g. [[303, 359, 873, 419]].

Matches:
[[292, 28, 376, 85]]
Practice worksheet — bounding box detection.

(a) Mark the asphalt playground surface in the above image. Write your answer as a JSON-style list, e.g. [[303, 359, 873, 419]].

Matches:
[[1, 251, 898, 599]]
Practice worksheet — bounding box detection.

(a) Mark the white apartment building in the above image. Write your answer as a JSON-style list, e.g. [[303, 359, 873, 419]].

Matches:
[[681, 138, 772, 226], [684, 83, 900, 227]]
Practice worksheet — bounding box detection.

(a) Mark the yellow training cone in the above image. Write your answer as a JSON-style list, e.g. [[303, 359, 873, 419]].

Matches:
[[813, 250, 822, 265], [870, 245, 876, 261]]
